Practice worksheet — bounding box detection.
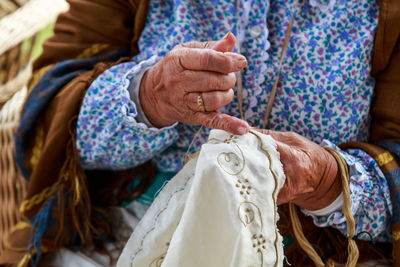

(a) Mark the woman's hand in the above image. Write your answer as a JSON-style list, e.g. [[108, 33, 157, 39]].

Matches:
[[257, 129, 342, 211], [139, 33, 250, 135]]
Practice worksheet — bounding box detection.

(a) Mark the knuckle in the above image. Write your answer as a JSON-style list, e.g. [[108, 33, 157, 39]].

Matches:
[[199, 51, 212, 68], [205, 114, 223, 129], [165, 51, 181, 69], [182, 41, 194, 48], [221, 55, 235, 72], [163, 75, 176, 90], [166, 49, 179, 60], [179, 41, 198, 49], [295, 159, 314, 187], [182, 69, 195, 80], [171, 48, 191, 69], [227, 73, 237, 88], [227, 89, 234, 101], [287, 131, 298, 139], [217, 91, 233, 107], [219, 55, 232, 72], [227, 57, 236, 71], [211, 114, 224, 129], [208, 76, 222, 89], [182, 48, 192, 61], [203, 115, 214, 127], [203, 42, 211, 49], [216, 73, 235, 90], [213, 94, 224, 107]]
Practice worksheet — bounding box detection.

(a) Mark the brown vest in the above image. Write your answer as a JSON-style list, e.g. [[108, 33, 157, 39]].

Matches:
[[1, 0, 399, 265]]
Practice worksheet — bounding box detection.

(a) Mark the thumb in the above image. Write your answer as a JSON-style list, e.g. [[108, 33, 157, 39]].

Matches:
[[210, 32, 236, 52], [179, 32, 237, 52], [196, 111, 249, 135]]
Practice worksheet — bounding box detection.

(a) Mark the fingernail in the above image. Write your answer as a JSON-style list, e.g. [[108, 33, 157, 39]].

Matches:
[[237, 126, 247, 135], [223, 31, 232, 40], [238, 58, 247, 68]]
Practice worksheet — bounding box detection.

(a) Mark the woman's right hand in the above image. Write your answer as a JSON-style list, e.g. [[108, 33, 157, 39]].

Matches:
[[139, 33, 250, 135]]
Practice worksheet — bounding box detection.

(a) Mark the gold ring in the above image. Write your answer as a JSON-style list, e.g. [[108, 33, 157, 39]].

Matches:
[[197, 94, 205, 112]]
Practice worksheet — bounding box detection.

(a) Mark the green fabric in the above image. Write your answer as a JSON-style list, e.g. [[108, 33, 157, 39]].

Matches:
[[283, 235, 294, 249], [136, 171, 176, 206], [31, 23, 55, 61]]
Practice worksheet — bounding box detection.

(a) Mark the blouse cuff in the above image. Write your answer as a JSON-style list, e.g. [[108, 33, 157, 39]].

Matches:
[[303, 193, 343, 216], [300, 139, 360, 227], [128, 55, 178, 131], [300, 139, 347, 223], [300, 139, 392, 242]]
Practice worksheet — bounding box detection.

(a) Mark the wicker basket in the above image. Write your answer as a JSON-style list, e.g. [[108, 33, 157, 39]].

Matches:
[[0, 0, 69, 104], [0, 0, 68, 254], [0, 86, 28, 252], [0, 0, 30, 19]]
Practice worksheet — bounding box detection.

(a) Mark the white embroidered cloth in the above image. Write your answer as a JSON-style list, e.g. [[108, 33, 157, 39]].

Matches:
[[118, 129, 286, 267]]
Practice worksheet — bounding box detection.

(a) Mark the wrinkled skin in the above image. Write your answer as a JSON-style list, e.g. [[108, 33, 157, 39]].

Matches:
[[140, 33, 341, 210], [257, 129, 342, 210], [140, 32, 250, 135]]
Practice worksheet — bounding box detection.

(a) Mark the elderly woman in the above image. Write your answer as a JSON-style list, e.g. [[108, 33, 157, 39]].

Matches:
[[2, 0, 399, 266]]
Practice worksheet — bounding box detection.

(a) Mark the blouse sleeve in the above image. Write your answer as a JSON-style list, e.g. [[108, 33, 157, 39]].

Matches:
[[302, 140, 393, 243], [76, 56, 179, 170]]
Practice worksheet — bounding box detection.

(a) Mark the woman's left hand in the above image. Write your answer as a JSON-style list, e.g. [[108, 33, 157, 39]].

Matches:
[[256, 129, 342, 211]]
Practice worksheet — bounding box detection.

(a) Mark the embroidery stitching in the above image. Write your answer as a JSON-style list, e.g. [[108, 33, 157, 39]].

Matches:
[[236, 178, 253, 195], [132, 131, 283, 266], [130, 176, 192, 266], [212, 131, 281, 267], [250, 130, 281, 267]]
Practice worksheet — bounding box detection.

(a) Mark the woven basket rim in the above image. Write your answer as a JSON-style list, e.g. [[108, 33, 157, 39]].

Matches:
[[0, 64, 31, 103], [0, 0, 69, 55]]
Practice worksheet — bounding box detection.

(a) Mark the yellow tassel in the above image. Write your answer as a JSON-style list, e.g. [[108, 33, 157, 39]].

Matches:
[[11, 221, 31, 231], [17, 253, 31, 267], [76, 43, 110, 59], [394, 231, 400, 241], [74, 175, 81, 205], [20, 180, 60, 213], [30, 125, 44, 170]]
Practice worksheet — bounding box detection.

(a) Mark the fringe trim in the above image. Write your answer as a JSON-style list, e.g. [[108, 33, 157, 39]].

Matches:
[[22, 50, 151, 265]]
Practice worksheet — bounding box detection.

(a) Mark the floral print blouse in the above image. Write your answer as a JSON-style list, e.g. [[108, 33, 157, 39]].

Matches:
[[76, 0, 392, 242]]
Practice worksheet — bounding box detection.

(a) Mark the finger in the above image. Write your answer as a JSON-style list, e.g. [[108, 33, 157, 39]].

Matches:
[[254, 128, 300, 145], [180, 40, 217, 49], [180, 70, 236, 92], [273, 140, 315, 205], [185, 89, 234, 112], [273, 141, 295, 205], [177, 48, 247, 74], [202, 89, 234, 111], [180, 32, 236, 52], [195, 111, 249, 135], [210, 32, 236, 52], [277, 187, 290, 206]]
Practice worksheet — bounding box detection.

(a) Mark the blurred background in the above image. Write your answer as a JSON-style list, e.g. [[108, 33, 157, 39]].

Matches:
[[0, 0, 68, 254], [0, 0, 69, 102]]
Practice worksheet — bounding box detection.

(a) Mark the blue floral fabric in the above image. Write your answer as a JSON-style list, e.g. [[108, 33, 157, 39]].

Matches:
[[76, 0, 392, 241], [304, 140, 392, 242]]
